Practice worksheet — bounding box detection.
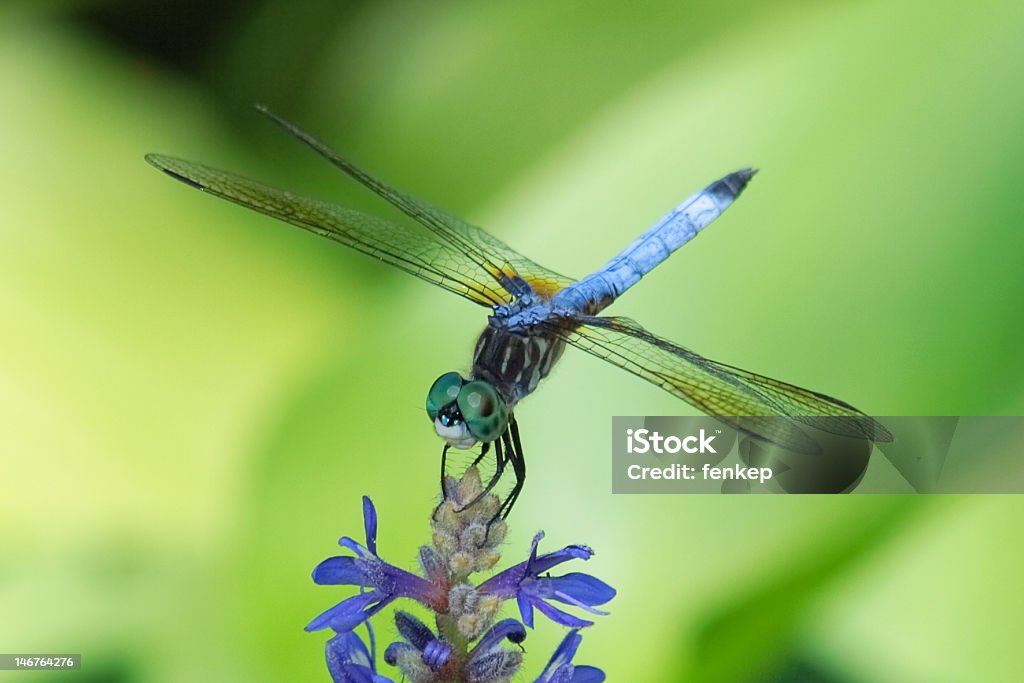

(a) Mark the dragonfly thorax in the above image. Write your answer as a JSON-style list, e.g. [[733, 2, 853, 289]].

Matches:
[[471, 323, 565, 407]]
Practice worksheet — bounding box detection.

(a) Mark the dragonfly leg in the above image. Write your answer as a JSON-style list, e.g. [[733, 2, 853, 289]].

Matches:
[[431, 443, 451, 521], [437, 416, 526, 544], [497, 417, 526, 520], [479, 429, 514, 545], [454, 439, 505, 513], [439, 443, 450, 499], [482, 417, 526, 541], [469, 442, 490, 468]]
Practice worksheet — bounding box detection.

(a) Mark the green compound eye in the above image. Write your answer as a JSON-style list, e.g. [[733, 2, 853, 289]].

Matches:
[[456, 380, 508, 442], [426, 372, 464, 420]]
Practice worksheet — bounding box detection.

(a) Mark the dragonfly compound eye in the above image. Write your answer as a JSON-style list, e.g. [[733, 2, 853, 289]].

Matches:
[[426, 371, 464, 420], [456, 380, 508, 442]]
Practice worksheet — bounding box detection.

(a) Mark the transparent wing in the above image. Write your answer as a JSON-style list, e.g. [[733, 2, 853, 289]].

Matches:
[[550, 314, 892, 452], [145, 154, 512, 306], [702, 357, 893, 441], [256, 105, 575, 301]]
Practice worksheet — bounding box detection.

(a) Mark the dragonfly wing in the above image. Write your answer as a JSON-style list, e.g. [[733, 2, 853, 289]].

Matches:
[[700, 357, 893, 442], [256, 105, 575, 301], [467, 227, 576, 302], [145, 154, 512, 307], [547, 314, 892, 451]]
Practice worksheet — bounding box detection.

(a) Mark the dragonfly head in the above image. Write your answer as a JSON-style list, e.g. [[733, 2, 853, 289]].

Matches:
[[426, 371, 508, 448]]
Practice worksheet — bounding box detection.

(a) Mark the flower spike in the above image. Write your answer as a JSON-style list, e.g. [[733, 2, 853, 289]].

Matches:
[[307, 471, 614, 681]]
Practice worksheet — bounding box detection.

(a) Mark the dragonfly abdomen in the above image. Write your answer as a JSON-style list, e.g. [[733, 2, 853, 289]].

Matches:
[[552, 168, 756, 314], [472, 324, 565, 406]]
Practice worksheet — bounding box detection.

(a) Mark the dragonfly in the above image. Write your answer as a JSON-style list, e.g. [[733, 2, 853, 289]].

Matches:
[[147, 105, 891, 520]]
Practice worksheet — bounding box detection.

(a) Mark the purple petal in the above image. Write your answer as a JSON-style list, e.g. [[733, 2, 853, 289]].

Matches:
[[517, 593, 535, 628], [306, 592, 381, 633], [544, 573, 616, 608], [571, 666, 605, 683], [327, 632, 378, 682], [528, 545, 594, 576], [313, 557, 366, 586], [362, 496, 377, 555], [527, 532, 544, 566], [535, 632, 605, 683], [339, 536, 369, 557], [535, 631, 583, 683], [547, 630, 582, 671], [331, 596, 390, 634], [532, 599, 594, 629], [327, 631, 371, 668], [548, 667, 575, 683]]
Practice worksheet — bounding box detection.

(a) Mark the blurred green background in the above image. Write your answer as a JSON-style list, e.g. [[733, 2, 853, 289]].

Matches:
[[2, 0, 1023, 681]]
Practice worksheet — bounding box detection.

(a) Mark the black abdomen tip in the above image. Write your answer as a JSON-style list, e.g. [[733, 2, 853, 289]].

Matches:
[[714, 167, 758, 200]]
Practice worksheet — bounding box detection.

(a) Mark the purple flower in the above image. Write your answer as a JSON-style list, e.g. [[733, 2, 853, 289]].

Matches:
[[307, 497, 447, 634], [534, 630, 605, 683], [325, 631, 394, 683], [479, 532, 615, 628]]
